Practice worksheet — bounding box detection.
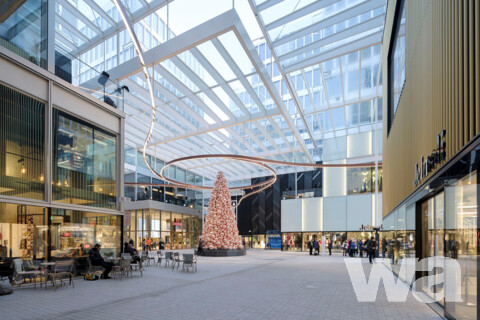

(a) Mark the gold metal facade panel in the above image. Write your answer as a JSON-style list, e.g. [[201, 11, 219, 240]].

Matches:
[[382, 0, 480, 217]]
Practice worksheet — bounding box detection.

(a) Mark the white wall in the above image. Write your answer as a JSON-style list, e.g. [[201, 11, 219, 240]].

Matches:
[[347, 132, 372, 158], [281, 199, 302, 232], [323, 196, 347, 231], [346, 194, 372, 230], [302, 197, 322, 232], [323, 160, 346, 197]]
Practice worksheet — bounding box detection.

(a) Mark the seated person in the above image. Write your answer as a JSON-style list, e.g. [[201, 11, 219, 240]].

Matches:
[[123, 242, 140, 263], [89, 244, 113, 279], [71, 244, 85, 257]]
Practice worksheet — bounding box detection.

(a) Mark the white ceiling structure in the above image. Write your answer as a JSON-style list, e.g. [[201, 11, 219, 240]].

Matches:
[[53, 0, 386, 182]]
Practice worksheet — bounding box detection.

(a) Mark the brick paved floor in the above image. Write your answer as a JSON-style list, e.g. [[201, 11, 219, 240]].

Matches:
[[0, 250, 441, 320]]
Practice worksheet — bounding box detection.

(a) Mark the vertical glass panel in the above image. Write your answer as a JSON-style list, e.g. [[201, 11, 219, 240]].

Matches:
[[0, 204, 47, 259], [53, 110, 116, 209], [331, 107, 345, 130], [0, 84, 45, 200], [390, 1, 406, 116], [152, 178, 164, 202], [124, 173, 136, 201], [342, 52, 359, 102], [51, 209, 121, 258], [445, 173, 477, 319], [137, 150, 151, 170], [322, 58, 343, 105], [0, 0, 47, 68], [345, 103, 359, 128], [136, 174, 150, 201], [347, 168, 373, 195], [125, 148, 136, 165]]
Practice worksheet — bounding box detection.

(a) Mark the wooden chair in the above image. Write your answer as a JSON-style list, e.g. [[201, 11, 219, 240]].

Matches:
[[12, 258, 41, 289], [47, 260, 74, 292]]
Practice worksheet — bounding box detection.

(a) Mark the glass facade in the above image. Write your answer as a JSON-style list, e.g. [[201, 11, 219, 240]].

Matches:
[[0, 0, 47, 68], [389, 0, 406, 126], [0, 204, 121, 260], [347, 167, 383, 195], [0, 83, 45, 200], [0, 204, 47, 260], [383, 143, 479, 320], [50, 209, 121, 258], [53, 109, 116, 209], [124, 209, 201, 250]]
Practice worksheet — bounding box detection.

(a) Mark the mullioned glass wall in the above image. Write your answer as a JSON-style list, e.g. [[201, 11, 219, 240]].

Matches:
[[383, 144, 479, 320]]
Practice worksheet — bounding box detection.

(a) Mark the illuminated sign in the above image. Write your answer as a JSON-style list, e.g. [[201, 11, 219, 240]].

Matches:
[[414, 130, 446, 187]]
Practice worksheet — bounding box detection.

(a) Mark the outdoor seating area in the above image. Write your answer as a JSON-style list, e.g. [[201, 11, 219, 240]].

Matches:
[[3, 250, 198, 293]]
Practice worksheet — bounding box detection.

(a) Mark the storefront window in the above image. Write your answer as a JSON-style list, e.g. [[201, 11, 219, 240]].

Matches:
[[0, 204, 47, 259], [53, 110, 117, 209], [281, 233, 302, 251], [126, 210, 200, 250], [444, 173, 477, 319], [252, 235, 266, 249], [0, 84, 45, 200], [50, 209, 121, 258], [0, 0, 47, 68]]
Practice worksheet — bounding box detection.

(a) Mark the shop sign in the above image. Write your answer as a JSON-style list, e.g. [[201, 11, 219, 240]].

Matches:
[[360, 224, 383, 231], [413, 130, 446, 187], [173, 218, 182, 226]]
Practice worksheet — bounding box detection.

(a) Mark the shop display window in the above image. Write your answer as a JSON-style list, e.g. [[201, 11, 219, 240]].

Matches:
[[281, 233, 302, 251], [51, 209, 121, 258], [0, 204, 47, 259]]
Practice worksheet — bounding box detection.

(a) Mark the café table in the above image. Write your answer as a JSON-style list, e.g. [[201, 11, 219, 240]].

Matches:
[[40, 262, 55, 289]]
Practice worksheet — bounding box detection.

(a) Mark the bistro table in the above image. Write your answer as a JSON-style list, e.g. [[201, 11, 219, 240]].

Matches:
[[40, 262, 55, 289]]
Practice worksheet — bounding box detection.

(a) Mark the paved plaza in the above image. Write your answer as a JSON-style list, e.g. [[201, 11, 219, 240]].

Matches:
[[1, 250, 441, 320]]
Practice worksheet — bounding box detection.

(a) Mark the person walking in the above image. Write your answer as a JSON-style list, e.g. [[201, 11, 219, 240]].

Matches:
[[308, 239, 313, 255], [341, 240, 348, 256], [197, 238, 203, 256], [382, 238, 387, 258], [367, 237, 377, 264], [328, 240, 333, 255], [313, 239, 319, 255], [358, 239, 364, 258]]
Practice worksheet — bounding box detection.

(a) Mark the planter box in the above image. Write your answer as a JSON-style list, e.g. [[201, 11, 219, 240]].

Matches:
[[202, 249, 246, 257]]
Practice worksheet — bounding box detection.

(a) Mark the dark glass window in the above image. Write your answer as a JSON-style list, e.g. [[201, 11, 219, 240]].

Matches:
[[0, 0, 47, 68], [53, 110, 117, 208], [0, 84, 45, 200], [388, 0, 406, 130]]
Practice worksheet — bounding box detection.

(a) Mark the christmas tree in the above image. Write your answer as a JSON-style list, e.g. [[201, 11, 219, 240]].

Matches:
[[202, 171, 243, 250]]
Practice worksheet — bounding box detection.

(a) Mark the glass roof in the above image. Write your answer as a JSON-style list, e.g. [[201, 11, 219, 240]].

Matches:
[[50, 0, 386, 181]]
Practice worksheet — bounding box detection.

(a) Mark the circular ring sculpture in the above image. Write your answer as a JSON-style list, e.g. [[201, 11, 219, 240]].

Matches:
[[113, 1, 383, 208]]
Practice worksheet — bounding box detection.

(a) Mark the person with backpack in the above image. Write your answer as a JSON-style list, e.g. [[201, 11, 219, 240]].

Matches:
[[367, 237, 377, 264]]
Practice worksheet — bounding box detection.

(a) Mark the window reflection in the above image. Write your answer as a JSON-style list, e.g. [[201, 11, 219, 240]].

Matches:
[[53, 110, 116, 208], [0, 0, 47, 68], [0, 84, 45, 200], [347, 167, 382, 194]]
